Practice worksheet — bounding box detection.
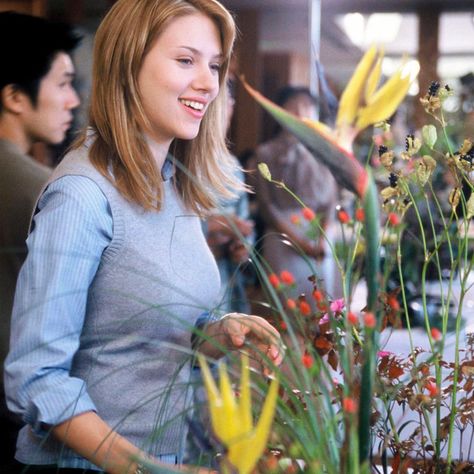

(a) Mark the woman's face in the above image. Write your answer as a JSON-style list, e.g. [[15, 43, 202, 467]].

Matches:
[[138, 12, 223, 146]]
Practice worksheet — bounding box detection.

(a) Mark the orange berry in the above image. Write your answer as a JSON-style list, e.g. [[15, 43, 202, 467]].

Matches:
[[312, 289, 324, 302], [269, 273, 280, 288], [347, 311, 358, 325], [388, 212, 400, 226], [364, 311, 376, 328], [299, 300, 312, 316], [431, 327, 442, 341], [337, 209, 350, 224], [302, 207, 316, 221], [280, 270, 295, 285], [286, 298, 297, 310], [355, 208, 365, 222]]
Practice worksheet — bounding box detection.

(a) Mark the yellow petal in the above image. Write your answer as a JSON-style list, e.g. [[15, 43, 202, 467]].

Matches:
[[301, 118, 334, 140], [356, 60, 419, 130], [219, 362, 240, 441], [238, 354, 253, 433], [228, 378, 280, 474], [336, 45, 377, 128], [198, 355, 225, 439], [364, 53, 383, 103]]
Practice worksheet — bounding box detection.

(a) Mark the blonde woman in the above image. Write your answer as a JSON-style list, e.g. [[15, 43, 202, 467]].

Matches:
[[5, 1, 282, 473]]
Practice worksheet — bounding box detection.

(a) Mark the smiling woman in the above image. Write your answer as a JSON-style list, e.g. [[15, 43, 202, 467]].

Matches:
[[3, 1, 283, 474]]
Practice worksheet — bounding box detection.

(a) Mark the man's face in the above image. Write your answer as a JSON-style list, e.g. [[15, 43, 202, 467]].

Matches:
[[23, 52, 80, 145]]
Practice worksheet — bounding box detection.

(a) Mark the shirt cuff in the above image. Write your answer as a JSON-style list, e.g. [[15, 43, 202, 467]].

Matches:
[[25, 377, 97, 437]]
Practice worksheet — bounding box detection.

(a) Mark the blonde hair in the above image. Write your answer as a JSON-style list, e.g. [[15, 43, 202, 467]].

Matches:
[[75, 0, 237, 213]]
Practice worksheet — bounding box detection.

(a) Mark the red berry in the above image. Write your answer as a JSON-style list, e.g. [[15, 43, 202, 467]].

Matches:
[[388, 212, 400, 226], [302, 207, 316, 221], [280, 321, 287, 331], [364, 312, 376, 328], [280, 270, 295, 285], [347, 311, 358, 325], [269, 273, 280, 288], [355, 208, 365, 222]]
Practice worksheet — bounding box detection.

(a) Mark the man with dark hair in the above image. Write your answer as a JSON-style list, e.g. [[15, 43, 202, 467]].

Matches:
[[0, 11, 81, 469]]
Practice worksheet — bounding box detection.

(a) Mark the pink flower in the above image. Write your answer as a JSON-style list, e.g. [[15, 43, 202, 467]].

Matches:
[[319, 313, 330, 324], [377, 351, 392, 358], [330, 298, 345, 314]]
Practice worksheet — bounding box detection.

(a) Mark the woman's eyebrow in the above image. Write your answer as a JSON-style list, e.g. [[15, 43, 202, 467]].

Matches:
[[176, 45, 223, 60]]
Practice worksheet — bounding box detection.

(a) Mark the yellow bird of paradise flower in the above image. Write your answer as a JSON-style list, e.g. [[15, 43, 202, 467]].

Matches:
[[198, 354, 279, 474]]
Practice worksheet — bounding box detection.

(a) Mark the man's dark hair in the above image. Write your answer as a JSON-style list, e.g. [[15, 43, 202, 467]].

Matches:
[[275, 85, 318, 108], [0, 11, 81, 109]]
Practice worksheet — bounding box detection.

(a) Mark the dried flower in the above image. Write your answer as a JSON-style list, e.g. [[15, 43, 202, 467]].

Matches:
[[388, 172, 399, 188]]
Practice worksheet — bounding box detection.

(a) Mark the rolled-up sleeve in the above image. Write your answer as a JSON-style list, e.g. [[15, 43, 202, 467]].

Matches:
[[4, 175, 113, 436]]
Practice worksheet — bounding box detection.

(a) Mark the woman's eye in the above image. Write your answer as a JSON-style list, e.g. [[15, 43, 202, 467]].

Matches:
[[177, 58, 193, 65], [210, 63, 222, 73]]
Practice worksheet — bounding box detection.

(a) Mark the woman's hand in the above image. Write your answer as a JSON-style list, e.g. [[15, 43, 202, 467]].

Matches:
[[197, 313, 284, 374]]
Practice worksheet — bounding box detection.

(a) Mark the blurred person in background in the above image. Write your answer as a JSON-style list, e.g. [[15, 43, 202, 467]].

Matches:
[[253, 85, 341, 302], [0, 11, 81, 470]]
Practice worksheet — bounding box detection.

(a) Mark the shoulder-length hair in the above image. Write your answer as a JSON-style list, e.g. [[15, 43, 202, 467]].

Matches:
[[75, 0, 237, 213]]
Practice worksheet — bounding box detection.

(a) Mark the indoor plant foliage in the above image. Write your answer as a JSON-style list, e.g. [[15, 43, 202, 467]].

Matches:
[[216, 52, 474, 473]]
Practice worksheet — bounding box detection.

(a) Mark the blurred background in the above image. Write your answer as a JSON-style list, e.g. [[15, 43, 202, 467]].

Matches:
[[2, 0, 473, 162]]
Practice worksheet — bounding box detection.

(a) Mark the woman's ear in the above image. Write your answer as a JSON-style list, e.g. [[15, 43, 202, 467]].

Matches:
[[1, 84, 30, 114]]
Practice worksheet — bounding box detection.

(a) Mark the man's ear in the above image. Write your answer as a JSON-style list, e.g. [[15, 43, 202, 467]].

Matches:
[[1, 84, 30, 114]]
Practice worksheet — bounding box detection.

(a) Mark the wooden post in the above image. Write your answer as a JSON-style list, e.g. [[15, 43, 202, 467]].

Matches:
[[232, 8, 262, 157], [415, 7, 440, 129]]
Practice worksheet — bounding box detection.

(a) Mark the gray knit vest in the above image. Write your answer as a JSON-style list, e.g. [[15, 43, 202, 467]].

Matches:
[[21, 146, 220, 467]]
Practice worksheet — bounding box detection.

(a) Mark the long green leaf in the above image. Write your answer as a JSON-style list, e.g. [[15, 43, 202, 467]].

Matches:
[[242, 78, 369, 198]]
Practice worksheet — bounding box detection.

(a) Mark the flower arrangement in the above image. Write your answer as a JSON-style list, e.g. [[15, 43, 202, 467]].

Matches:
[[188, 48, 474, 474]]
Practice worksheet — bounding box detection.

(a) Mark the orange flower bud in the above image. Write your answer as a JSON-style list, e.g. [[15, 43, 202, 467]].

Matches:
[[290, 214, 301, 225], [286, 298, 297, 310], [337, 209, 350, 224], [347, 311, 358, 325], [388, 212, 400, 226], [431, 327, 442, 341]]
